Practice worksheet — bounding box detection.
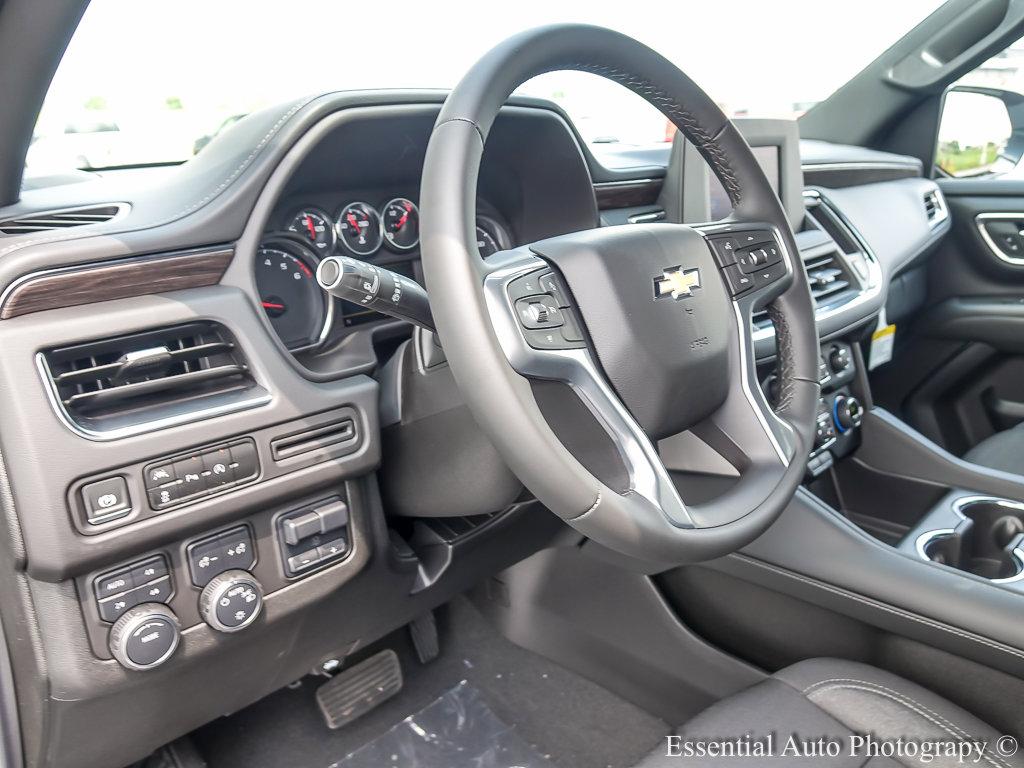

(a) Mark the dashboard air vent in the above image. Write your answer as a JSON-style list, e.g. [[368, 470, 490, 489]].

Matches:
[[804, 251, 855, 307], [40, 321, 265, 438], [924, 189, 948, 227], [0, 204, 126, 235]]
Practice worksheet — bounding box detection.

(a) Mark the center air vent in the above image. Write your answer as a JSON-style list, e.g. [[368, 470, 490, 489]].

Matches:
[[804, 251, 856, 308], [0, 204, 127, 235], [40, 321, 268, 439]]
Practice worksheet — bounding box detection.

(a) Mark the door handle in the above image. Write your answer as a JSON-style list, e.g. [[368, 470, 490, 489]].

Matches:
[[976, 213, 1024, 265]]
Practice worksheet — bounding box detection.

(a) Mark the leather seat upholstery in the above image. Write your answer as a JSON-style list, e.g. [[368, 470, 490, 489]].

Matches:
[[637, 658, 1023, 767], [965, 423, 1024, 476]]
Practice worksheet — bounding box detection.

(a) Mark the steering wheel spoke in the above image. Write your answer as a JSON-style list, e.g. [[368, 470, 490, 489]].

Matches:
[[482, 249, 696, 528]]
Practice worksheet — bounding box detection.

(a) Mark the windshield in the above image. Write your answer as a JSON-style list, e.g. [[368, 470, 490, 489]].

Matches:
[[28, 0, 945, 173]]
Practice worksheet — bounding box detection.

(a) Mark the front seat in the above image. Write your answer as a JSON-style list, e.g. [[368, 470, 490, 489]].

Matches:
[[637, 657, 1022, 767], [965, 423, 1024, 476]]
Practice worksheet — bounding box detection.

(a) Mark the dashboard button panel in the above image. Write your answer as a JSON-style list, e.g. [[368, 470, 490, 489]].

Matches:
[[93, 555, 173, 623], [277, 496, 350, 577], [187, 526, 256, 587], [144, 438, 260, 511]]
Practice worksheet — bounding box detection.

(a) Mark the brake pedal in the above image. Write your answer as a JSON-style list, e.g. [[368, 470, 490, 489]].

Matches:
[[316, 649, 403, 730], [409, 611, 439, 664]]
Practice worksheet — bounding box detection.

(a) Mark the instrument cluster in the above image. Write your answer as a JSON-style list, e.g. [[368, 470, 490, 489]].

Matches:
[[258, 196, 512, 351]]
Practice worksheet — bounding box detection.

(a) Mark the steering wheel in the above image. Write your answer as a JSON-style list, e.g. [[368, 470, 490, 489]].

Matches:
[[419, 25, 820, 564]]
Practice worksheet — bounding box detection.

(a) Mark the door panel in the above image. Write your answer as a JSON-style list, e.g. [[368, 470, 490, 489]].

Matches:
[[869, 178, 1024, 455]]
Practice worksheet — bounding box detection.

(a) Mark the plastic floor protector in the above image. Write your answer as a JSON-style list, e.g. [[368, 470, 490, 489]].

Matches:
[[331, 681, 556, 768]]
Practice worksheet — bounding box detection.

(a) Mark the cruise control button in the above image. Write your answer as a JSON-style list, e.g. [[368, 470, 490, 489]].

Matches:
[[82, 477, 131, 523], [708, 236, 741, 266], [721, 265, 755, 296], [761, 241, 782, 265], [538, 272, 570, 308], [560, 308, 585, 343], [515, 296, 564, 329], [752, 261, 787, 288], [523, 328, 572, 350], [229, 441, 259, 482], [507, 271, 546, 302], [735, 231, 774, 249]]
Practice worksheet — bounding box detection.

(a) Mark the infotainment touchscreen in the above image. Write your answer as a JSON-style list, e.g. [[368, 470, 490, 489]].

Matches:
[[708, 145, 780, 220]]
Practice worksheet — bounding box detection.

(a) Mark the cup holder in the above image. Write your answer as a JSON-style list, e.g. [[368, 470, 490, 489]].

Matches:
[[917, 497, 1024, 582]]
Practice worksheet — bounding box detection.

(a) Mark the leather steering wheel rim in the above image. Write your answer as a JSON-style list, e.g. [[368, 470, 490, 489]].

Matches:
[[419, 24, 820, 565]]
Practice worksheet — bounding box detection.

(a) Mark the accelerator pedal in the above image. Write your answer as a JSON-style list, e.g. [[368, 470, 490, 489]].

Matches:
[[409, 611, 439, 664], [316, 649, 403, 730]]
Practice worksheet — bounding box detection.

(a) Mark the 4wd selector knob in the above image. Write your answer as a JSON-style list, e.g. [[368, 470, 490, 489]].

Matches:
[[199, 569, 263, 633], [109, 603, 180, 671]]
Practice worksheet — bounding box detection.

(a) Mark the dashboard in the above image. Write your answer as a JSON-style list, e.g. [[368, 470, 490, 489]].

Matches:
[[0, 90, 950, 768]]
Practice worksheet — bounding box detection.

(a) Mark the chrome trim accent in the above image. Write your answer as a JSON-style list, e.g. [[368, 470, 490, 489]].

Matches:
[[800, 161, 920, 173], [592, 178, 658, 188], [36, 352, 272, 442], [747, 191, 884, 343], [627, 210, 666, 224], [915, 495, 1024, 584], [483, 253, 696, 528], [975, 212, 1024, 266]]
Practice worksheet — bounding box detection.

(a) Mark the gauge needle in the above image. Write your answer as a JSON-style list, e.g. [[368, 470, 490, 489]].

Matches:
[[395, 211, 409, 230], [347, 213, 361, 238], [262, 301, 285, 310], [304, 215, 316, 241]]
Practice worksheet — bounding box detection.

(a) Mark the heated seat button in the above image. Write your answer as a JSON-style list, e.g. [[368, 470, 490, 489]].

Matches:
[[82, 477, 131, 523]]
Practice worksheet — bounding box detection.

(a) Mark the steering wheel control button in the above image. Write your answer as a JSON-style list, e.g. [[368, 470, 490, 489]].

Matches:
[[144, 438, 260, 511], [722, 264, 755, 296], [506, 271, 546, 302], [82, 477, 131, 524], [109, 604, 181, 671], [187, 526, 256, 587], [199, 570, 263, 633], [538, 272, 570, 307], [515, 296, 564, 329], [752, 261, 787, 288], [708, 235, 741, 266], [278, 496, 352, 576]]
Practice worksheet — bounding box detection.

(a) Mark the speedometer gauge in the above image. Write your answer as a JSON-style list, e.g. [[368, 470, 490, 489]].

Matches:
[[255, 236, 328, 350], [286, 207, 335, 254], [336, 202, 383, 256], [382, 198, 419, 251]]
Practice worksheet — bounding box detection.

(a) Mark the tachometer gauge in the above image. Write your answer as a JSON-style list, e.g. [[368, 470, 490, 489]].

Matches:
[[382, 198, 419, 251], [255, 236, 329, 350], [286, 207, 335, 254], [336, 202, 382, 256]]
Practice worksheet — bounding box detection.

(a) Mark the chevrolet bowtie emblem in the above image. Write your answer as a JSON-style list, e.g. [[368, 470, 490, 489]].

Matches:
[[654, 266, 701, 300]]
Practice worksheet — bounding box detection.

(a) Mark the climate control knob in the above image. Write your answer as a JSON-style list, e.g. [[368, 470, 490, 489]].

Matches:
[[199, 569, 263, 633], [833, 395, 864, 433], [109, 603, 180, 671]]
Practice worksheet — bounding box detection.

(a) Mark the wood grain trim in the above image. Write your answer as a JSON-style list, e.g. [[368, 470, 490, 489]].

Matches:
[[0, 248, 233, 320], [593, 178, 663, 210]]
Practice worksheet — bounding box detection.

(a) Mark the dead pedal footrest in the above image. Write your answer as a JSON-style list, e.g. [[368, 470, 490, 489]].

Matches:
[[316, 649, 403, 730]]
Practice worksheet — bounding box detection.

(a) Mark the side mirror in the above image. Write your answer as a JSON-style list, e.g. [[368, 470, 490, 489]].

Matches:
[[935, 85, 1024, 177]]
